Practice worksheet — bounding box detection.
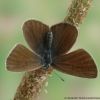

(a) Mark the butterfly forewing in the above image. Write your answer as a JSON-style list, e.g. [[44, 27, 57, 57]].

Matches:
[[53, 49, 97, 78], [51, 23, 78, 56], [6, 44, 42, 72], [23, 20, 49, 55]]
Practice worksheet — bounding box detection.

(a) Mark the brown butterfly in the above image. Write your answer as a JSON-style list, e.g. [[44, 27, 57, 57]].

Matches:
[[6, 19, 97, 78]]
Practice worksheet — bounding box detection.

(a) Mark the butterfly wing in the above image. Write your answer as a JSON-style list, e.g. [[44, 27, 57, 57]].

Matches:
[[51, 23, 78, 56], [23, 20, 49, 55], [6, 44, 42, 72], [52, 49, 97, 78]]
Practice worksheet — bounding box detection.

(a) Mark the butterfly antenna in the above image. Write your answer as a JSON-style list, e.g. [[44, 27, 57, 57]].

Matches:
[[54, 72, 64, 82]]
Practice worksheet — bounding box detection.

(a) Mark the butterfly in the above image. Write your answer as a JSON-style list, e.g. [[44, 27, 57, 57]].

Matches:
[[6, 19, 97, 78]]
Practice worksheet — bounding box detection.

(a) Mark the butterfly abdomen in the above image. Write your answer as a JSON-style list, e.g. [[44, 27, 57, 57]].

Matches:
[[43, 50, 52, 68]]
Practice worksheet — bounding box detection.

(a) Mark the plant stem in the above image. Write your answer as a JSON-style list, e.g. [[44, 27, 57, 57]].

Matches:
[[14, 0, 93, 100], [14, 68, 53, 100], [64, 0, 93, 26]]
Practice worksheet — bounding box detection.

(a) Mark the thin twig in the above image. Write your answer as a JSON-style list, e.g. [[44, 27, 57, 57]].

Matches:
[[14, 0, 93, 100]]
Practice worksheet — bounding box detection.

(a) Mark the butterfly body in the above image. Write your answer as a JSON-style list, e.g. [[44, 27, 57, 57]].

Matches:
[[43, 32, 53, 69]]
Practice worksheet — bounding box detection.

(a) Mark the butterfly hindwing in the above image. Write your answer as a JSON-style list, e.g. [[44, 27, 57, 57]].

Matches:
[[51, 23, 78, 57], [6, 44, 42, 72], [52, 49, 97, 78], [23, 20, 49, 55]]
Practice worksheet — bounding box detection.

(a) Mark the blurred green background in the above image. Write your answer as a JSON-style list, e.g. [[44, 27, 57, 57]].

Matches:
[[0, 0, 100, 100]]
